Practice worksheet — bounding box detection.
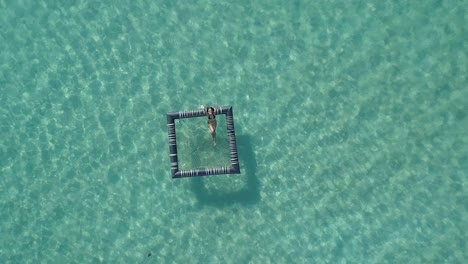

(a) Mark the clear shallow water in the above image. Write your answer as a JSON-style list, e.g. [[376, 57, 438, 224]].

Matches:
[[1, 0, 466, 263], [176, 115, 232, 169]]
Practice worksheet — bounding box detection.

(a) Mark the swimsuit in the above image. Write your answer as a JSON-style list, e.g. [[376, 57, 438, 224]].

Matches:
[[208, 110, 216, 124], [208, 112, 216, 124]]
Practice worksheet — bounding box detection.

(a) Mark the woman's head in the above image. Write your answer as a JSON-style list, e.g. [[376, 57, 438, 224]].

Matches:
[[207, 107, 215, 113]]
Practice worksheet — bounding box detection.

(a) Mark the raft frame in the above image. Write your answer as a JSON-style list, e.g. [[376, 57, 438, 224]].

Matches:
[[166, 106, 240, 179]]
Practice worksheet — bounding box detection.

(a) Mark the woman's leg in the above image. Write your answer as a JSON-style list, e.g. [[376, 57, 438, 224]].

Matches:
[[209, 123, 215, 133], [208, 121, 217, 145]]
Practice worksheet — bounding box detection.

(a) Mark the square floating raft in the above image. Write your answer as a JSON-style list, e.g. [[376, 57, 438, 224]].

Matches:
[[166, 106, 240, 179]]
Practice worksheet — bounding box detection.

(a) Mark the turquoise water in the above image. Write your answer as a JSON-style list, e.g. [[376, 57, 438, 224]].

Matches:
[[1, 0, 466, 263], [176, 116, 232, 169]]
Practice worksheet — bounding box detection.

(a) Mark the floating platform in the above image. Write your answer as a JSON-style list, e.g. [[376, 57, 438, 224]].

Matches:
[[166, 106, 240, 179]]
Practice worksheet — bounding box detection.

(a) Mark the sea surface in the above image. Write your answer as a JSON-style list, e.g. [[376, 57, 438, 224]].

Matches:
[[1, 0, 466, 263]]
